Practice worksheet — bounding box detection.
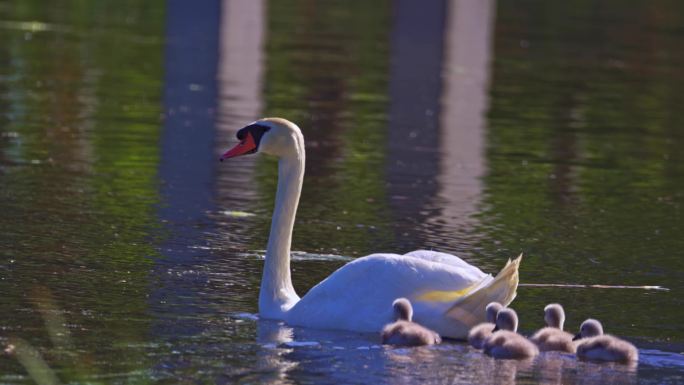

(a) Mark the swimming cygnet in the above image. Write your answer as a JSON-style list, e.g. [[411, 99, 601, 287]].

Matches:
[[468, 302, 504, 349], [483, 308, 539, 360], [573, 319, 638, 363], [381, 298, 441, 346], [529, 303, 576, 353]]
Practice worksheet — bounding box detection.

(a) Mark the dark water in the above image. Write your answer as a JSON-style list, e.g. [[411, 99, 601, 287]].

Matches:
[[1, 0, 683, 383]]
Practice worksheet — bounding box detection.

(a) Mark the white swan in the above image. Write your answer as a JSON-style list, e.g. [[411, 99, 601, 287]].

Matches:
[[220, 117, 521, 338], [381, 298, 441, 346]]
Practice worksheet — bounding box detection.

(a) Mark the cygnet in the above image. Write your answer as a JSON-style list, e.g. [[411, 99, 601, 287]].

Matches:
[[381, 298, 441, 346], [530, 303, 575, 353], [573, 319, 638, 363], [483, 308, 539, 360], [468, 302, 504, 349]]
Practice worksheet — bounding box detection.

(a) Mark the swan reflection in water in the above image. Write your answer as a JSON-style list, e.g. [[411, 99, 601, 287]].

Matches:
[[250, 315, 638, 385], [251, 319, 298, 384]]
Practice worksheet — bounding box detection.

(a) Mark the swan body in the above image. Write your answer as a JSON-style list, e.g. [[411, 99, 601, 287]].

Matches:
[[573, 319, 638, 363], [468, 302, 503, 349], [483, 308, 539, 360], [381, 298, 441, 346], [530, 303, 575, 353], [221, 118, 521, 339]]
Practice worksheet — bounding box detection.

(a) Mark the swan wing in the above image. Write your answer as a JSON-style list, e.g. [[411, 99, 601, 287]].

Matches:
[[286, 253, 487, 334], [403, 250, 495, 304], [436, 255, 521, 337], [403, 250, 484, 272]]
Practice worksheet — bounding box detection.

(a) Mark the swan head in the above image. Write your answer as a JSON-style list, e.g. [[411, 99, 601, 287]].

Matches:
[[573, 318, 604, 340], [485, 302, 504, 323], [220, 117, 303, 160], [493, 308, 518, 332], [392, 298, 413, 322], [543, 303, 566, 330]]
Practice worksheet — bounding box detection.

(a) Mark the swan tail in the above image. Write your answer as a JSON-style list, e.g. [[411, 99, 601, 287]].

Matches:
[[444, 254, 522, 330]]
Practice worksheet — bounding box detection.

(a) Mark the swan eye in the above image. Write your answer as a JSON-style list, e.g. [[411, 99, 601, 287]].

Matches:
[[237, 124, 270, 143]]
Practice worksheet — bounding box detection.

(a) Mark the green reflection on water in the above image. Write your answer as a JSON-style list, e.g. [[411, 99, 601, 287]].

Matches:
[[0, 0, 165, 381], [1, 0, 683, 382], [481, 0, 684, 343], [258, 0, 394, 269]]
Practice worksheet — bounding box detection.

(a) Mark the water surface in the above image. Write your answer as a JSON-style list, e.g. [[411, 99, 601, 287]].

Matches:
[[1, 0, 683, 383]]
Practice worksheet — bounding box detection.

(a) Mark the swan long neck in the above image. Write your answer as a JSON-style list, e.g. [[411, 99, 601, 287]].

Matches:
[[260, 142, 304, 317]]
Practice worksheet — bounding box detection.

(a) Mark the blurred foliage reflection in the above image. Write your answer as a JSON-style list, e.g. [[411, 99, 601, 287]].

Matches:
[[0, 0, 683, 383]]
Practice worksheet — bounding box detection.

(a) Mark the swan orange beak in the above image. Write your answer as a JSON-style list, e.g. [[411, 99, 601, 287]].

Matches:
[[220, 132, 257, 161]]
